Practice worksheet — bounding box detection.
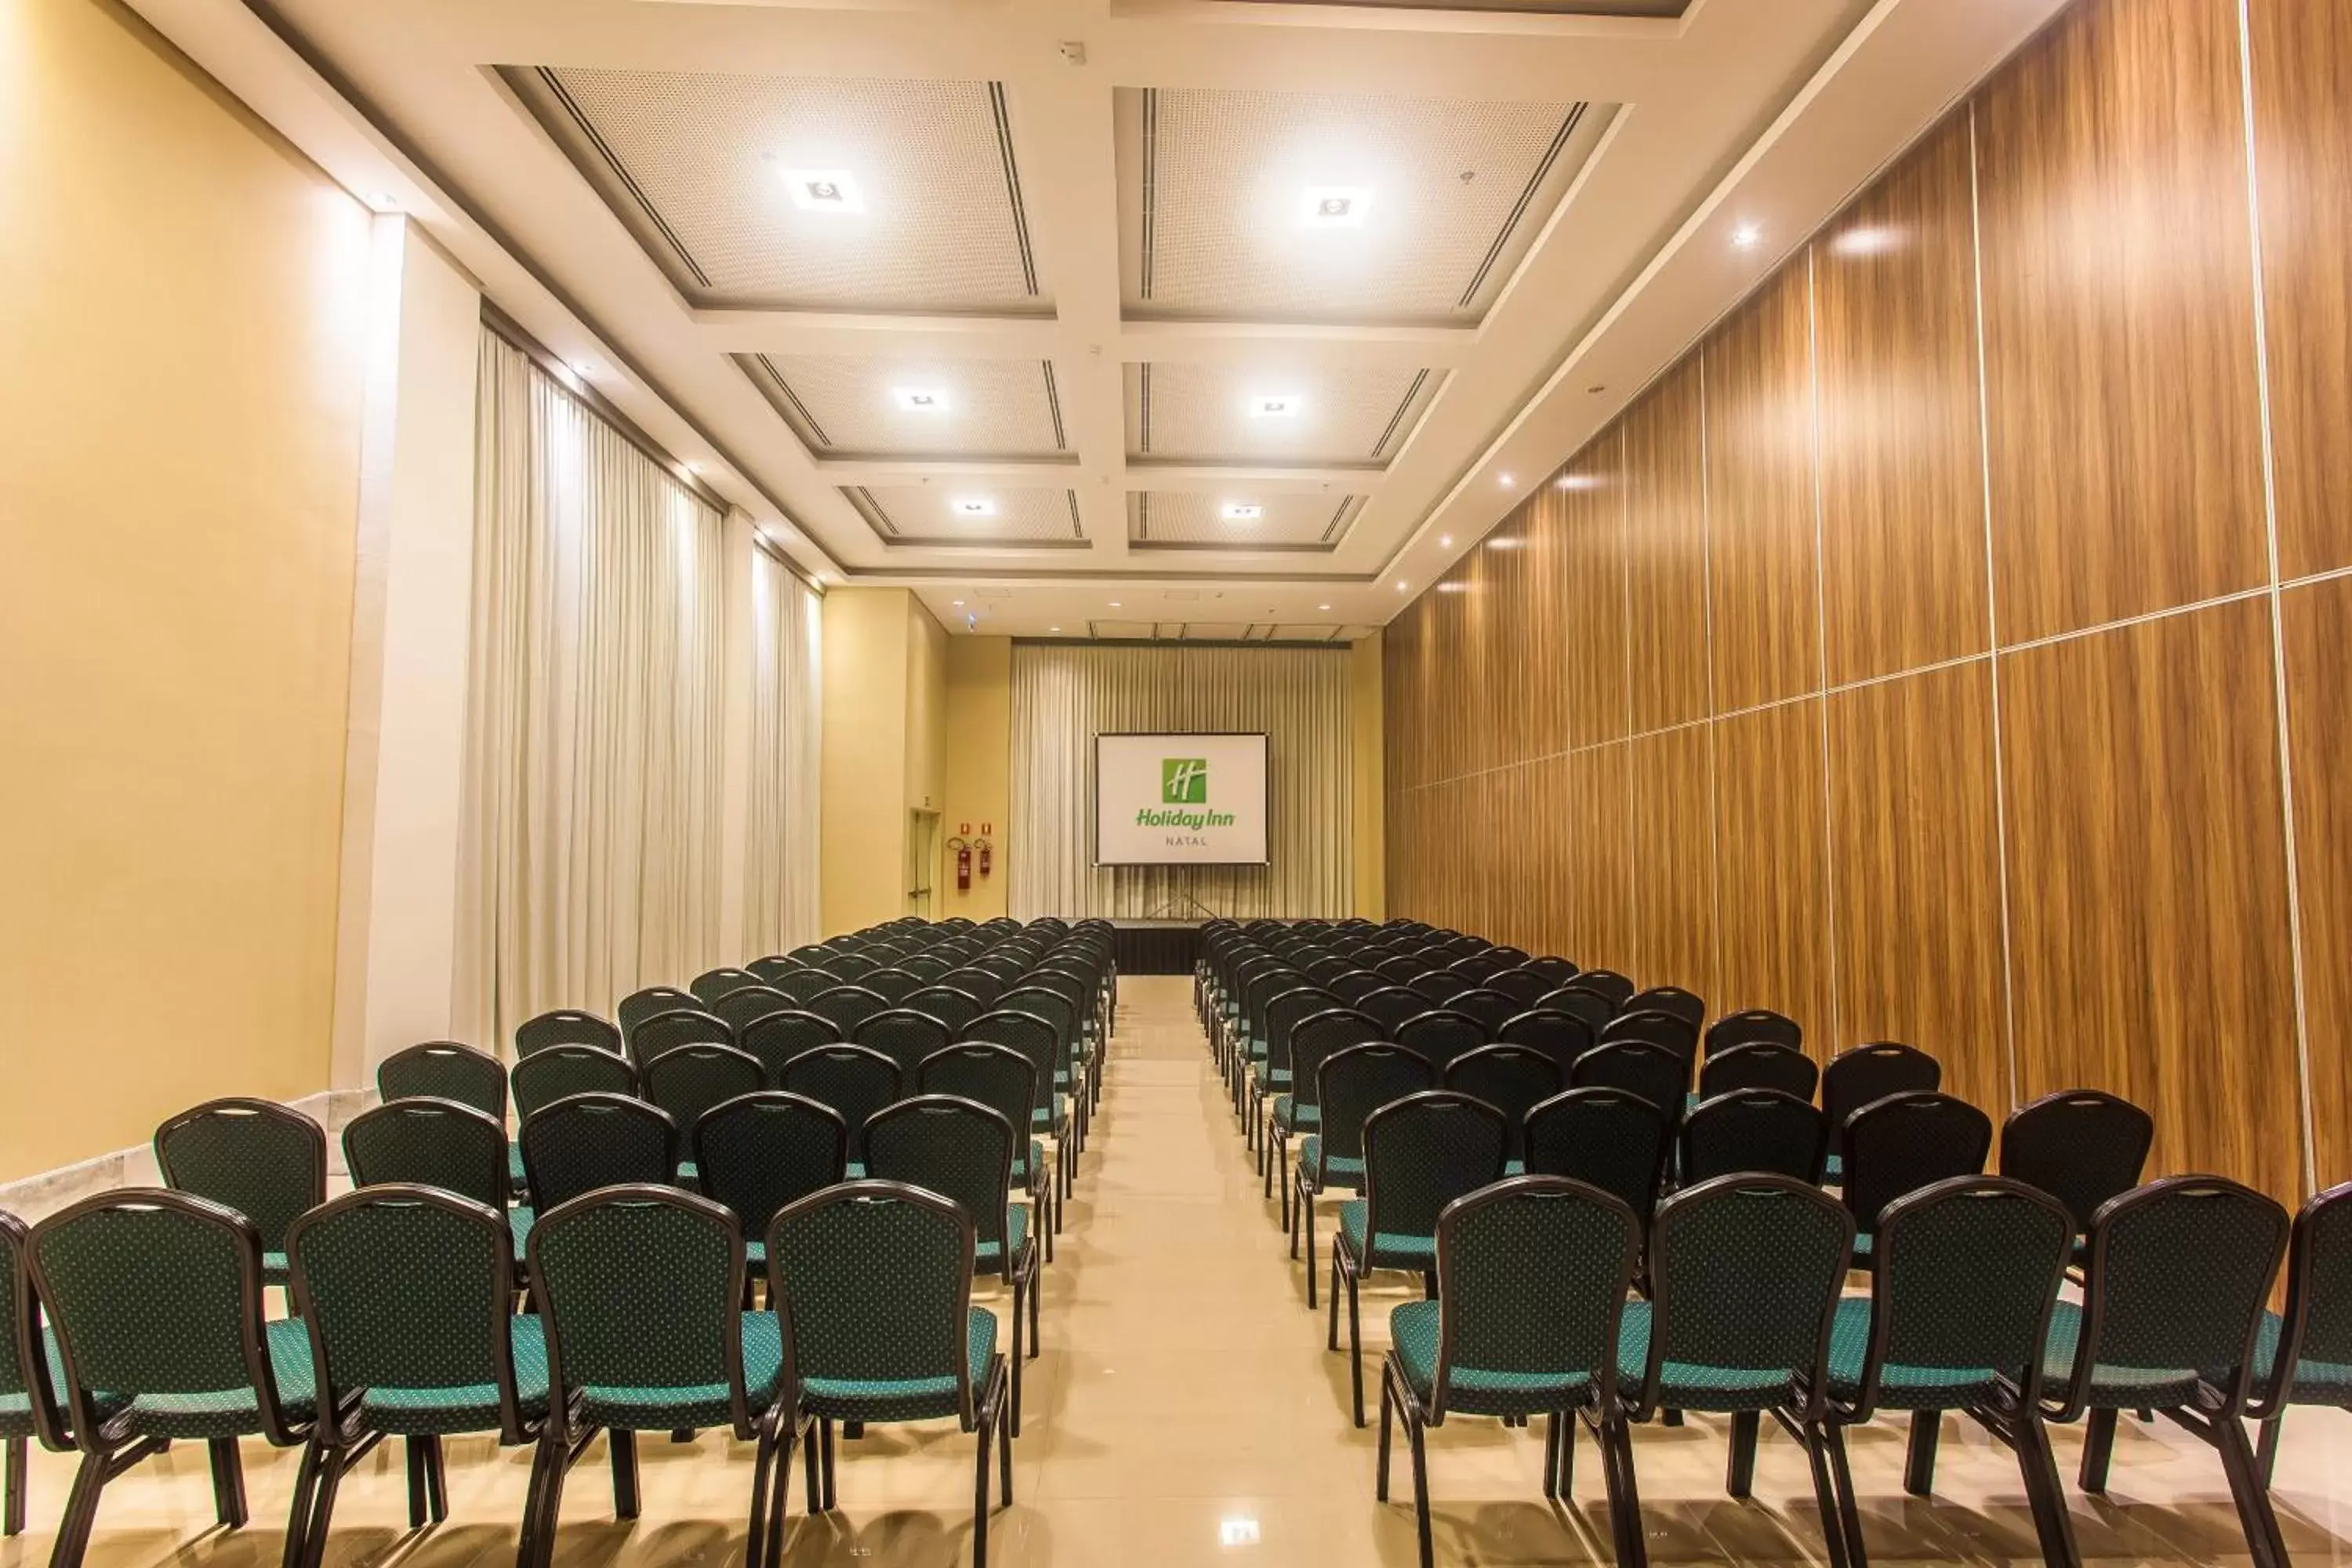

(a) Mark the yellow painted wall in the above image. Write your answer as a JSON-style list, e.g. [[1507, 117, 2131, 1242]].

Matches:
[[1351, 633, 1386, 920], [0, 0, 372, 1180], [940, 637, 1013, 920], [818, 590, 913, 937], [902, 601, 947, 916]]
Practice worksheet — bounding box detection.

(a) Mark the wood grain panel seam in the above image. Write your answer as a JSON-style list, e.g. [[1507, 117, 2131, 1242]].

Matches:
[[2234, 0, 2319, 1194], [1805, 245, 1843, 1051], [1969, 97, 2022, 1113], [1697, 357, 1724, 992]]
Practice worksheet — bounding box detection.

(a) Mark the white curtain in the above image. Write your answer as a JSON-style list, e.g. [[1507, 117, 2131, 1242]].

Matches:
[[743, 544, 822, 958], [455, 332, 729, 1047], [1008, 642, 1353, 920]]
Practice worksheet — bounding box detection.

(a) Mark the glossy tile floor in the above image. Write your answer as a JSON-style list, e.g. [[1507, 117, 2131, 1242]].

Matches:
[[12, 975, 2352, 1567]]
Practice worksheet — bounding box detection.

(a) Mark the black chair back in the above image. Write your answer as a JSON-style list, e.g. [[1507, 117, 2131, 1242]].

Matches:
[[1681, 1089, 1825, 1185], [1494, 1009, 1595, 1079], [1842, 1091, 1991, 1241], [1998, 1089, 2154, 1236], [1821, 1043, 1941, 1163], [779, 1046, 903, 1162], [1704, 1007, 1801, 1058], [630, 1008, 734, 1070], [1700, 1042, 1818, 1102], [511, 1044, 637, 1118], [693, 1093, 848, 1246], [516, 1009, 622, 1058], [1523, 1088, 1670, 1223], [1396, 1010, 1486, 1069], [518, 1094, 677, 1212], [1569, 1040, 1687, 1120], [1444, 1045, 1563, 1162]]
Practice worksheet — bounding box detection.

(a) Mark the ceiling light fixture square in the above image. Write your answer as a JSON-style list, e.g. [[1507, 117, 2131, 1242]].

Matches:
[[1220, 503, 1265, 522], [780, 168, 866, 214], [1299, 186, 1373, 230], [951, 498, 997, 517], [1247, 394, 1302, 419], [892, 387, 950, 412]]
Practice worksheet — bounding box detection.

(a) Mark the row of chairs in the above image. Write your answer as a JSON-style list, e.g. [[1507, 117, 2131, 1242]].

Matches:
[[1193, 917, 2352, 1568]]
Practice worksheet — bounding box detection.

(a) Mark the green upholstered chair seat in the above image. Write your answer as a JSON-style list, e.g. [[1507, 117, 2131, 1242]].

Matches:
[[2245, 1311, 2352, 1403], [797, 1307, 996, 1424], [1009, 1140, 1046, 1186], [1271, 1096, 1319, 1133], [1850, 1232, 1875, 1259], [1297, 1137, 1363, 1190], [120, 1317, 316, 1439], [263, 1250, 290, 1286], [1338, 1201, 1435, 1270], [974, 1207, 1029, 1273], [1822, 1153, 1843, 1181], [1245, 1040, 1267, 1064], [510, 1143, 528, 1189], [359, 1314, 551, 1434], [0, 1329, 113, 1437], [510, 1206, 534, 1268], [1031, 1097, 1068, 1134], [574, 1311, 782, 1431], [1615, 1302, 1798, 1412], [1390, 1300, 1592, 1418], [1823, 1298, 2002, 1410], [1502, 1159, 1525, 1177], [846, 1162, 867, 1180], [675, 1160, 698, 1186], [1254, 1065, 1291, 1092], [2039, 1301, 2204, 1408]]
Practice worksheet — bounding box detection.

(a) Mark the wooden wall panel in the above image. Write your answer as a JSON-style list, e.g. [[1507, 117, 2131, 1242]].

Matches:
[[1508, 487, 1572, 762], [1624, 361, 1711, 733], [1558, 430, 1632, 750], [1828, 661, 2008, 1110], [1813, 118, 1990, 685], [1711, 699, 1833, 1045], [1628, 724, 1716, 1004], [2249, 0, 2352, 580], [1564, 742, 1636, 974], [1974, 0, 2268, 642], [1998, 600, 2301, 1207], [2282, 577, 2352, 1188], [1705, 265, 1822, 713]]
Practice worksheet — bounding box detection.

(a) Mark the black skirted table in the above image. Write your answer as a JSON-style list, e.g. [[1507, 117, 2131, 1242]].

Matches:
[[1109, 921, 1203, 975]]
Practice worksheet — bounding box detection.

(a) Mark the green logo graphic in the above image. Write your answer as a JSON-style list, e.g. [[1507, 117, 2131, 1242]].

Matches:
[[1162, 757, 1210, 804]]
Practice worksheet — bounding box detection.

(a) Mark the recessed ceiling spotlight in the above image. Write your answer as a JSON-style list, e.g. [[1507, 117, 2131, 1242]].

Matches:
[[952, 498, 996, 517], [1299, 186, 1374, 229], [952, 600, 965, 608], [1499, 474, 1515, 488], [1049, 626, 1062, 633], [1318, 603, 1332, 612], [1831, 225, 1900, 257], [1109, 601, 1123, 608], [1439, 535, 1453, 548], [1247, 395, 1302, 419], [781, 168, 866, 214], [1221, 503, 1265, 522], [1732, 222, 1764, 250], [1396, 580, 1409, 592], [893, 387, 949, 412]]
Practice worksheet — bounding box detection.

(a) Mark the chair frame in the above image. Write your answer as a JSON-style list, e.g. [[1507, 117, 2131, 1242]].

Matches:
[[2248, 1178, 2352, 1481]]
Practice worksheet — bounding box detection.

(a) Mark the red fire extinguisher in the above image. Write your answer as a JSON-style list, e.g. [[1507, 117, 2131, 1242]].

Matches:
[[975, 837, 993, 878], [948, 836, 972, 891]]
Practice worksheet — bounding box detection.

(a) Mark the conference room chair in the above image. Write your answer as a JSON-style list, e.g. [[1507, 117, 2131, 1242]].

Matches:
[[804, 984, 890, 1040], [511, 1043, 637, 1120], [964, 1009, 1074, 1212], [343, 1098, 510, 1212], [1679, 1088, 1827, 1186], [693, 1093, 848, 1287], [709, 986, 794, 1033], [1443, 986, 1520, 1038], [1494, 1008, 1596, 1079], [854, 1009, 954, 1080], [154, 1098, 325, 1289], [1305, 956, 1353, 986], [1819, 1177, 2078, 1568], [746, 955, 803, 986], [517, 1094, 677, 1214], [644, 1045, 766, 1174], [996, 985, 1088, 1149], [732, 1010, 841, 1082], [1840, 1093, 1991, 1258], [1373, 955, 1430, 985], [1819, 1043, 1941, 1179], [2040, 1176, 2290, 1568], [1377, 1176, 1643, 1568], [1534, 986, 1615, 1036], [1522, 955, 1578, 985], [1023, 965, 1106, 1100], [771, 967, 844, 1007], [825, 951, 880, 982], [1700, 1041, 1818, 1102], [2245, 1179, 2352, 1482], [864, 1097, 1041, 1433], [378, 1040, 519, 1193], [285, 1185, 546, 1556], [1350, 985, 1421, 1041], [1295, 1044, 1439, 1308], [1405, 972, 1458, 1007], [1998, 1089, 2154, 1257], [940, 967, 1004, 1007], [1327, 969, 1383, 1006], [523, 1187, 789, 1568], [905, 984, 983, 1036], [1269, 1007, 1383, 1216], [630, 1008, 735, 1072], [515, 1008, 623, 1058], [1624, 985, 1706, 1029], [1570, 1041, 1688, 1124], [1704, 1007, 1802, 1059], [1561, 968, 1636, 1014], [1601, 1007, 1700, 1062], [1396, 1010, 1486, 1072], [898, 953, 949, 982], [1222, 966, 1298, 1098], [920, 1044, 1054, 1256], [1443, 1045, 1561, 1166], [0, 1212, 64, 1538], [1619, 1174, 1856, 1568], [779, 1046, 902, 1167], [1331, 1093, 1508, 1426], [860, 967, 920, 1006], [617, 986, 703, 1040], [1522, 1090, 1671, 1229], [1442, 957, 1501, 992], [1247, 985, 1340, 1154], [1482, 967, 1550, 1008], [28, 1189, 316, 1568], [761, 1182, 1013, 1568], [691, 967, 765, 1007]]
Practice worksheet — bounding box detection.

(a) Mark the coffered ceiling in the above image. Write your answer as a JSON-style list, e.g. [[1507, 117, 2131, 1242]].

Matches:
[[129, 0, 2067, 638]]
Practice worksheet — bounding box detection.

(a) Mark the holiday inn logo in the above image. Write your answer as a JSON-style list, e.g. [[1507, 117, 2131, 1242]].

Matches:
[[1161, 758, 1210, 804]]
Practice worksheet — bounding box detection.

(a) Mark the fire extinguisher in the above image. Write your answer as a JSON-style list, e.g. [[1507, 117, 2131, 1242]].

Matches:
[[975, 837, 993, 878], [947, 836, 972, 892]]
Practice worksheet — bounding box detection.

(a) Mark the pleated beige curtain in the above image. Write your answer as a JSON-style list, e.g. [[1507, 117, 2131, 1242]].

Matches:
[[1007, 642, 1353, 920], [742, 546, 822, 958], [454, 332, 730, 1049]]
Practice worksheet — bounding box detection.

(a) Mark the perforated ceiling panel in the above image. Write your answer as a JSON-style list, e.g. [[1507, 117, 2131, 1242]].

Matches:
[[1126, 362, 1441, 467], [1128, 490, 1363, 550], [845, 485, 1084, 548], [507, 68, 1045, 314], [740, 354, 1069, 460], [1120, 87, 1609, 323]]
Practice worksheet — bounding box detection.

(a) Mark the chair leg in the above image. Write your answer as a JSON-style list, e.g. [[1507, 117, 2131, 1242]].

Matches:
[[2256, 1412, 2282, 1486], [821, 1417, 838, 1512], [278, 1439, 323, 1568], [1376, 1373, 1395, 1503], [3, 1434, 24, 1537], [2009, 1406, 2082, 1568], [2212, 1403, 2292, 1568], [998, 1387, 1014, 1507], [611, 1429, 641, 1520], [1544, 1410, 1569, 1501], [1011, 1271, 1027, 1439], [1824, 1420, 1865, 1568], [50, 1447, 111, 1568], [801, 1420, 824, 1515], [1304, 1198, 1319, 1308], [209, 1436, 249, 1529], [1726, 1410, 1759, 1499], [763, 1417, 799, 1568], [1798, 1422, 1852, 1568], [521, 1432, 570, 1568], [2077, 1407, 2116, 1494], [1596, 1413, 1647, 1568], [1405, 1403, 1435, 1568], [407, 1436, 432, 1529], [1346, 1261, 1367, 1428], [742, 1422, 775, 1568], [1903, 1412, 1940, 1498], [972, 1400, 994, 1568]]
